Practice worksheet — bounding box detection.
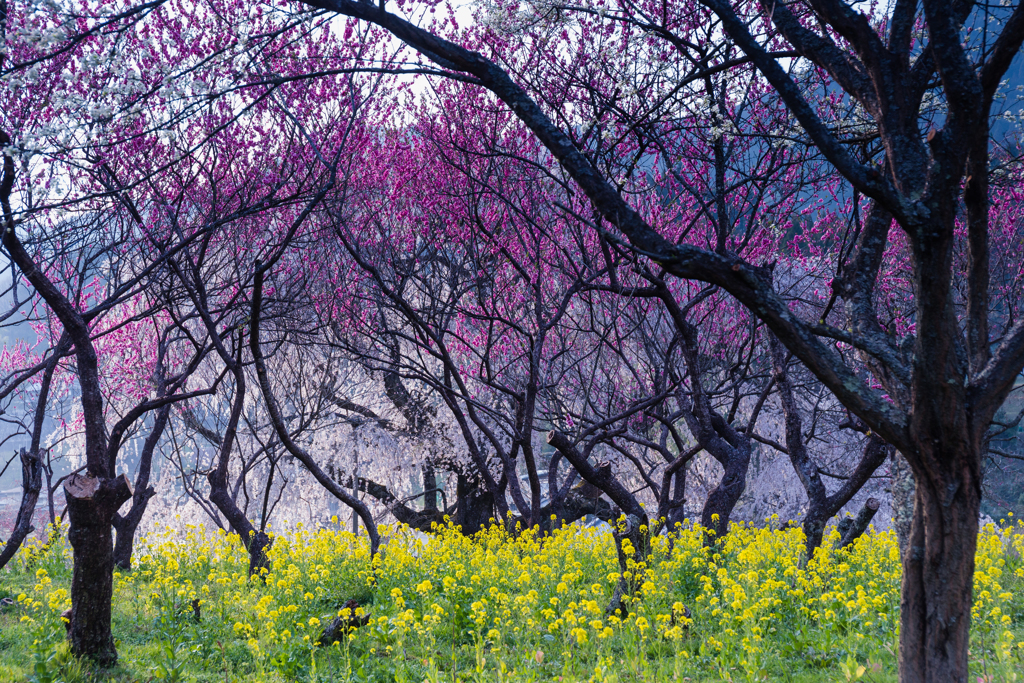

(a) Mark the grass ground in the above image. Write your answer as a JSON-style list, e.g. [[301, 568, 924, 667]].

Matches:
[[0, 516, 1022, 682]]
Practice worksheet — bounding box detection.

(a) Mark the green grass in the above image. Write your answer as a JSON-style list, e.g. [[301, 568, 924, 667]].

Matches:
[[0, 518, 1022, 683]]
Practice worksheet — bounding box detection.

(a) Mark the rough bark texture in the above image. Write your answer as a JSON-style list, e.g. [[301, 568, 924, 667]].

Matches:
[[453, 473, 494, 534], [64, 473, 132, 665], [0, 449, 43, 570], [899, 437, 982, 683], [209, 478, 272, 576], [666, 469, 687, 529], [546, 431, 648, 523], [890, 449, 916, 559], [111, 490, 156, 571], [112, 404, 170, 570], [422, 464, 438, 513], [606, 513, 649, 616], [3, 134, 138, 664], [837, 498, 880, 550], [699, 446, 750, 542]]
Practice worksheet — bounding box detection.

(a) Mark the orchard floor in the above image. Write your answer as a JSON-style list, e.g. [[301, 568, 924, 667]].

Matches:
[[1, 518, 1022, 683]]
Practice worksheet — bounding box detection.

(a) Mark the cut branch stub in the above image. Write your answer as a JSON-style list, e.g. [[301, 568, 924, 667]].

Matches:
[[64, 473, 100, 501], [837, 498, 881, 550], [63, 473, 133, 517]]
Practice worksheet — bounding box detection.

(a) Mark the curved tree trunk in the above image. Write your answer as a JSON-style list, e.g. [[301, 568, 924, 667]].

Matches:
[[250, 267, 380, 554], [111, 493, 154, 571], [0, 336, 69, 570], [546, 430, 652, 613], [770, 335, 890, 559], [4, 147, 136, 664], [700, 449, 749, 542], [113, 403, 170, 570], [0, 449, 43, 570], [204, 332, 273, 576], [347, 472, 446, 532], [837, 497, 881, 550]]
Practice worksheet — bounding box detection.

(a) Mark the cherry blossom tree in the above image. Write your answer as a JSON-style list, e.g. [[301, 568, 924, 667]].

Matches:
[[2, 0, 1022, 677], [281, 1, 1023, 679]]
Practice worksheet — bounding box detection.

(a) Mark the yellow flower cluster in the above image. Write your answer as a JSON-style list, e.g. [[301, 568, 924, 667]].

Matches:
[[6, 516, 1023, 681]]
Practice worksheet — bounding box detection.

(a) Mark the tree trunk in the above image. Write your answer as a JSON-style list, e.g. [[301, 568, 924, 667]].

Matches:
[[422, 463, 438, 512], [111, 487, 156, 571], [891, 449, 916, 559], [209, 478, 272, 576], [112, 403, 169, 570], [454, 473, 494, 534], [801, 510, 829, 561], [898, 440, 981, 683], [607, 513, 649, 616], [0, 449, 43, 570], [837, 498, 880, 550], [666, 469, 686, 529], [700, 447, 749, 542], [64, 473, 132, 666]]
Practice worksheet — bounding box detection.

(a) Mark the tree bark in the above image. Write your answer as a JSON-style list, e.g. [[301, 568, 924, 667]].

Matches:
[[209, 473, 272, 576], [666, 469, 687, 528], [422, 463, 438, 513], [4, 138, 136, 664], [837, 497, 880, 550], [699, 446, 749, 542], [250, 265, 380, 554], [0, 449, 43, 570], [606, 513, 649, 616], [111, 494, 153, 571], [898, 440, 981, 683], [112, 402, 170, 570], [0, 335, 69, 569], [64, 473, 132, 666], [891, 449, 916, 559], [346, 472, 446, 532], [454, 473, 494, 534]]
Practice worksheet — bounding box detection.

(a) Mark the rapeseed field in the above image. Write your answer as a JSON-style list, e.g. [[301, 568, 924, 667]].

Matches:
[[1, 517, 1021, 682]]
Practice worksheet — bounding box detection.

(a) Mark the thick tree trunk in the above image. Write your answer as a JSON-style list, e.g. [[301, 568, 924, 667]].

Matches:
[[898, 440, 981, 683], [0, 449, 43, 570], [891, 449, 916, 559], [64, 473, 132, 666], [454, 473, 494, 534], [802, 511, 829, 560], [700, 448, 749, 542]]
